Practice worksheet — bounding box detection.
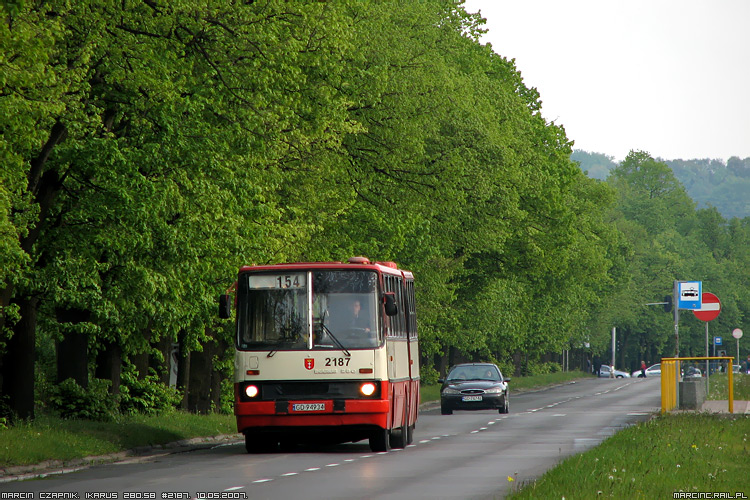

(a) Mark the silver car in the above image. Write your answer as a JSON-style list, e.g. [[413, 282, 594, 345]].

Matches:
[[632, 363, 661, 378], [598, 365, 631, 378]]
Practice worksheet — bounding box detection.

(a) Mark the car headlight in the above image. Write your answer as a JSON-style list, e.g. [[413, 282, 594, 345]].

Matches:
[[442, 387, 460, 395], [484, 386, 504, 394]]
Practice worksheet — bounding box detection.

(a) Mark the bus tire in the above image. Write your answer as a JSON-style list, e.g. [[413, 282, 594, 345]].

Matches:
[[245, 433, 278, 454], [369, 428, 391, 452], [390, 424, 407, 449], [405, 424, 414, 445]]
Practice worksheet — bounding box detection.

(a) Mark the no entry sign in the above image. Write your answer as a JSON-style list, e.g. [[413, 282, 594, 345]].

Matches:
[[693, 292, 721, 321]]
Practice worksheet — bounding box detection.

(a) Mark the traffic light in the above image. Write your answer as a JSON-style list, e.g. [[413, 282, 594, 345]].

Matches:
[[663, 294, 672, 313]]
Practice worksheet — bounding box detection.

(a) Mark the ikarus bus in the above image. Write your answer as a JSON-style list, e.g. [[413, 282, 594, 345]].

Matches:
[[219, 257, 419, 453]]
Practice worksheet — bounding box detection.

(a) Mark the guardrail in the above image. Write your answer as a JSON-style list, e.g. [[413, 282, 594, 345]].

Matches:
[[661, 356, 734, 414]]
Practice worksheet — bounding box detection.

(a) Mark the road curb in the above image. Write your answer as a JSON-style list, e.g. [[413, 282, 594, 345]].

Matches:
[[0, 434, 243, 483]]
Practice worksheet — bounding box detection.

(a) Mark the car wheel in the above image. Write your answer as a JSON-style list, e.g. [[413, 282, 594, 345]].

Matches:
[[498, 395, 509, 414], [441, 405, 453, 415], [616, 375, 624, 378]]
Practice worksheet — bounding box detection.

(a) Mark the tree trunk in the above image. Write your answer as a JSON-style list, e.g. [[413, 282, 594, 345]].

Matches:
[[0, 296, 39, 420], [150, 336, 175, 385], [132, 329, 152, 380], [0, 122, 68, 421], [95, 341, 122, 395], [55, 308, 91, 388], [188, 343, 213, 414], [176, 330, 191, 410]]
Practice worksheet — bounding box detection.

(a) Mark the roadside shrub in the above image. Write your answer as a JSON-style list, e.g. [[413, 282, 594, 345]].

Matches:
[[119, 370, 181, 415], [527, 361, 562, 376], [419, 364, 439, 385], [49, 378, 116, 421]]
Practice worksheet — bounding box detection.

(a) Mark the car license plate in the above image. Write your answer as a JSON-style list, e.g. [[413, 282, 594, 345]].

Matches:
[[462, 395, 482, 402], [292, 403, 325, 412]]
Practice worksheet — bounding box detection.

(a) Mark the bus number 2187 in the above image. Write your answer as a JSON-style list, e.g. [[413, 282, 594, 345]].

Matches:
[[325, 357, 350, 367]]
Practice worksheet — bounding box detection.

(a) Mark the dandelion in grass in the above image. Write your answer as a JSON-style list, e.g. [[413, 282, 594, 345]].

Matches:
[[507, 476, 514, 483]]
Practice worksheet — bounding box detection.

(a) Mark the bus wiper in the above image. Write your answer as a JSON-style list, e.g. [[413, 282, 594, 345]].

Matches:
[[321, 323, 350, 357]]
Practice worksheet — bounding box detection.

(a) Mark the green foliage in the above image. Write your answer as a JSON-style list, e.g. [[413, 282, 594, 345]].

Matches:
[[48, 378, 116, 421], [118, 369, 181, 416], [4, 0, 749, 420]]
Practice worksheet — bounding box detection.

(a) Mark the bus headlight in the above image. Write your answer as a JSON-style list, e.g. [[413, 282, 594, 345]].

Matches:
[[360, 382, 377, 396], [245, 385, 259, 398]]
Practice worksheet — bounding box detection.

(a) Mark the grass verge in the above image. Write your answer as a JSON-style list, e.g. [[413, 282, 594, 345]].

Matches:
[[508, 413, 750, 499], [0, 411, 236, 469], [708, 372, 750, 400]]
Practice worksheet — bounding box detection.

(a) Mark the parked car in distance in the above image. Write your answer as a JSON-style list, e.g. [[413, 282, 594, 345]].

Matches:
[[631, 363, 662, 378], [684, 366, 702, 378], [598, 365, 631, 378], [733, 364, 741, 373], [439, 363, 510, 415]]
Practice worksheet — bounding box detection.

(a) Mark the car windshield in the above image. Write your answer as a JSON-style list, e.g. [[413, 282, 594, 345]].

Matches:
[[447, 366, 501, 381]]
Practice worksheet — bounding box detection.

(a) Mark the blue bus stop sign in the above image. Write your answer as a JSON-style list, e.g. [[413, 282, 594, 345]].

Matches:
[[714, 336, 722, 346]]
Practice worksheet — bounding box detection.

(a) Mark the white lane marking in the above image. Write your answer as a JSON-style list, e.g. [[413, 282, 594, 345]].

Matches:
[[470, 430, 479, 434], [305, 467, 321, 472], [280, 472, 298, 477], [553, 414, 566, 417], [326, 463, 340, 467], [252, 479, 272, 483], [224, 487, 245, 491]]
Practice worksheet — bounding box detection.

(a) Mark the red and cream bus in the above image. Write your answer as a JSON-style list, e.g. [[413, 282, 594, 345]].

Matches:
[[219, 257, 419, 453]]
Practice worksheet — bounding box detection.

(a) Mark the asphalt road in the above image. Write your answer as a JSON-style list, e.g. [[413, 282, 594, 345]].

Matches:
[[3, 377, 662, 500]]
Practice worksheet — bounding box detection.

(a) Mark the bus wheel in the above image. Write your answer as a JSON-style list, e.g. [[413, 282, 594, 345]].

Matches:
[[390, 424, 407, 449], [405, 424, 414, 445], [369, 428, 391, 452], [245, 433, 278, 454]]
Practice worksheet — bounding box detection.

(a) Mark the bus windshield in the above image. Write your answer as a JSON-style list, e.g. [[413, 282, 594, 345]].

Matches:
[[236, 270, 379, 350]]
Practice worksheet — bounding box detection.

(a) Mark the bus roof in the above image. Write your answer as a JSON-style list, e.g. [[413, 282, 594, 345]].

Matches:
[[238, 257, 412, 277]]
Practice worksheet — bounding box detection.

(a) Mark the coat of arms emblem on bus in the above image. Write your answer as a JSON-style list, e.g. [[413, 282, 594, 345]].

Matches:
[[304, 358, 314, 370]]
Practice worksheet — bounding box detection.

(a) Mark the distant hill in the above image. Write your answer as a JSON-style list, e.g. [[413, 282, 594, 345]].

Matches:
[[571, 150, 750, 219]]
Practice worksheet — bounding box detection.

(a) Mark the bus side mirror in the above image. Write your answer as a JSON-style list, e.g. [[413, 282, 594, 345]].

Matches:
[[219, 294, 232, 319], [383, 292, 398, 316]]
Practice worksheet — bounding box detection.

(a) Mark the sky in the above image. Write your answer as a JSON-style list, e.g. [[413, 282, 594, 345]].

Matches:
[[462, 0, 750, 163]]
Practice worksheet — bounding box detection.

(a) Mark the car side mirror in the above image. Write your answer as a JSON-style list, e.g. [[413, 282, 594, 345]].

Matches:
[[383, 292, 398, 316], [437, 379, 445, 384], [219, 294, 232, 319], [504, 377, 511, 383]]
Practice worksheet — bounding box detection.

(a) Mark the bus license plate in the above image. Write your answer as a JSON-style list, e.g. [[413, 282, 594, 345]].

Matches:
[[292, 403, 326, 412], [462, 395, 482, 402]]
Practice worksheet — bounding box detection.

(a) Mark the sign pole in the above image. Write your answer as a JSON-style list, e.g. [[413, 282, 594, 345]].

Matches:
[[706, 322, 710, 395], [673, 280, 680, 358]]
